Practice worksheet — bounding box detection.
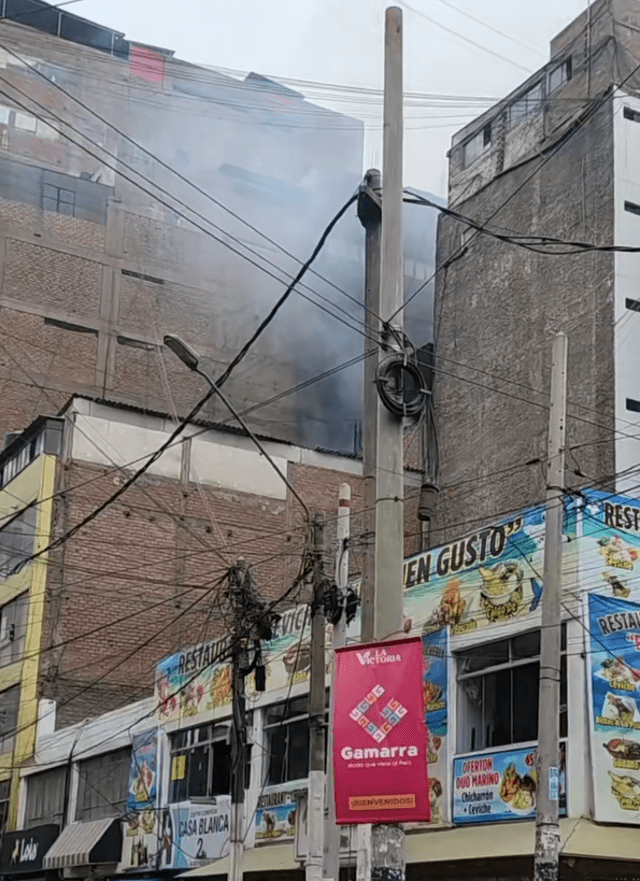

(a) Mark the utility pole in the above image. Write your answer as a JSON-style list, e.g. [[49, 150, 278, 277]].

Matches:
[[371, 8, 406, 881], [358, 169, 381, 647], [229, 561, 248, 881], [324, 484, 351, 881], [307, 514, 326, 881], [534, 332, 567, 881], [376, 5, 405, 644]]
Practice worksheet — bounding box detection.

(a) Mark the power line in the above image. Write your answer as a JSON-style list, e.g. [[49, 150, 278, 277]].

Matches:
[[0, 77, 374, 350], [391, 56, 640, 325], [405, 189, 640, 254], [400, 0, 534, 73], [0, 38, 383, 327]]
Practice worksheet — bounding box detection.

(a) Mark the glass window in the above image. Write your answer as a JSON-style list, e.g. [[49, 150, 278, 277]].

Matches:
[[264, 695, 329, 785], [0, 506, 37, 576], [463, 123, 492, 168], [457, 626, 567, 753], [76, 748, 130, 821], [24, 767, 65, 828], [549, 58, 572, 93], [0, 779, 9, 833], [0, 592, 29, 667], [169, 723, 231, 802], [509, 82, 543, 127], [0, 686, 20, 754], [41, 183, 76, 216]]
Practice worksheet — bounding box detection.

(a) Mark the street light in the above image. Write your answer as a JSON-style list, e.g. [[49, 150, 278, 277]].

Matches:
[[163, 334, 310, 520]]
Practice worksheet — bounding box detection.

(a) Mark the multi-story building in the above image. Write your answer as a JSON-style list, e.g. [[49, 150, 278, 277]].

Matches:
[[0, 396, 424, 831], [0, 0, 437, 456], [433, 0, 640, 540], [8, 489, 640, 881]]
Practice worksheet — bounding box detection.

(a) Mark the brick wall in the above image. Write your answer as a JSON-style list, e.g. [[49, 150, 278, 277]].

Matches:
[[39, 447, 423, 727]]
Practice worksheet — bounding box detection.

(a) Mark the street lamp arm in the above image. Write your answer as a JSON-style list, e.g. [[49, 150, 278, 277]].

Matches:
[[163, 334, 310, 524]]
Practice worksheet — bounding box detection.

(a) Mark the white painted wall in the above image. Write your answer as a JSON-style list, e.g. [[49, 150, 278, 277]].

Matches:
[[612, 93, 640, 494]]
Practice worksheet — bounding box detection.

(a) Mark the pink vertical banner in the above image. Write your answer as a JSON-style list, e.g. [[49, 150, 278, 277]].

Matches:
[[333, 637, 430, 824]]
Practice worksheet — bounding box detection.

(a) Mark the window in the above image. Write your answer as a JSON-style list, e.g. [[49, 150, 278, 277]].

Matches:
[[0, 593, 29, 667], [509, 82, 543, 127], [457, 627, 567, 753], [463, 123, 492, 168], [0, 686, 20, 754], [626, 298, 640, 313], [0, 779, 9, 833], [42, 183, 75, 216], [170, 723, 231, 802], [24, 767, 66, 828], [265, 696, 310, 784], [549, 58, 572, 93], [625, 201, 640, 216], [0, 506, 37, 576], [76, 748, 130, 821], [624, 106, 640, 123], [626, 398, 640, 413]]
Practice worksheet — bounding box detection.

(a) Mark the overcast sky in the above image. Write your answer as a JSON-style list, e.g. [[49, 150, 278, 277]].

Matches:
[[77, 0, 590, 195]]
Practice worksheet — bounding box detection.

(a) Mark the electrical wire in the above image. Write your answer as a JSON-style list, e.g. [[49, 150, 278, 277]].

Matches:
[[0, 77, 376, 350], [0, 38, 383, 328], [405, 189, 640, 255], [400, 1, 534, 74], [391, 54, 640, 326]]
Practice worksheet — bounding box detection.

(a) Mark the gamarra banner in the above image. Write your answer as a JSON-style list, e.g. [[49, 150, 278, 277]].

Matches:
[[333, 637, 430, 823]]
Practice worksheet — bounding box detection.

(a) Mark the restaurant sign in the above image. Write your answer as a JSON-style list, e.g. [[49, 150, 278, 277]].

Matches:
[[453, 745, 567, 824]]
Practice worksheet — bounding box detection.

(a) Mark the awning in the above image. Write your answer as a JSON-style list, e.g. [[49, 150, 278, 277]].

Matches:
[[42, 819, 121, 870], [406, 818, 640, 864], [176, 843, 299, 878], [177, 819, 640, 876]]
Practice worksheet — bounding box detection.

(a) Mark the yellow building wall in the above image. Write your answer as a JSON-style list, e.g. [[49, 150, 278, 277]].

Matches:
[[0, 454, 57, 828]]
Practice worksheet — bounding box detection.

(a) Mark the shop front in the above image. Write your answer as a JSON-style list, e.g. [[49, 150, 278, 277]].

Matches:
[[42, 818, 121, 877], [1, 825, 59, 881]]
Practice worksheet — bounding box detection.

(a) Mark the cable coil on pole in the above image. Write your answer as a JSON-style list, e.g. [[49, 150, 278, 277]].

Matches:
[[374, 329, 429, 418]]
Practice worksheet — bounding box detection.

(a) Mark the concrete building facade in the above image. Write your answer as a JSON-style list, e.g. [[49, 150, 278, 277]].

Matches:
[[433, 0, 640, 541]]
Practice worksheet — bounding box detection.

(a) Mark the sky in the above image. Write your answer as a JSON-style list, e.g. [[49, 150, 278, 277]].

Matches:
[[75, 0, 591, 195]]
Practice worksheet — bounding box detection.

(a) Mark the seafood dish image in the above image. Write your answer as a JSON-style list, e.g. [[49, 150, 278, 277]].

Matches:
[[600, 657, 640, 688], [423, 579, 466, 630], [598, 535, 639, 570], [602, 570, 631, 598], [606, 693, 637, 725], [478, 562, 524, 606], [499, 762, 537, 811], [608, 770, 640, 806], [603, 738, 640, 762], [423, 680, 443, 708]]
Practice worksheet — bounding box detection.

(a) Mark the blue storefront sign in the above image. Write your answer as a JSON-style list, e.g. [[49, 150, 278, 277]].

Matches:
[[453, 744, 566, 824]]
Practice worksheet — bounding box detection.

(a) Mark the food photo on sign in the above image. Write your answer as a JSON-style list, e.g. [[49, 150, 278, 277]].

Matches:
[[453, 745, 567, 824], [332, 637, 430, 824], [588, 592, 640, 822]]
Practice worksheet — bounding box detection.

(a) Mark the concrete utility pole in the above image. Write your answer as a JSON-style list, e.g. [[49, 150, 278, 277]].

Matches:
[[371, 8, 406, 881], [534, 332, 567, 881], [324, 484, 351, 881], [307, 514, 327, 881], [229, 561, 248, 881]]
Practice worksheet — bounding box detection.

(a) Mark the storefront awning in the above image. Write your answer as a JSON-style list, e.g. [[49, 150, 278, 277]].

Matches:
[[176, 819, 640, 876], [406, 818, 640, 864], [176, 843, 299, 877], [42, 818, 121, 870]]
